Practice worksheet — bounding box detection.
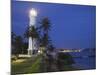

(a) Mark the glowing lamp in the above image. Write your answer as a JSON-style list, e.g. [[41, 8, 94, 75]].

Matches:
[[30, 8, 37, 16]]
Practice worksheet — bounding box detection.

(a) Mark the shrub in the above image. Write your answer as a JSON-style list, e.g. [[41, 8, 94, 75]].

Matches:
[[57, 52, 75, 70]]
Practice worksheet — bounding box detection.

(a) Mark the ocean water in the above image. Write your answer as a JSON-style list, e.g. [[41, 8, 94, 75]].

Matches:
[[68, 48, 96, 70], [72, 56, 96, 69]]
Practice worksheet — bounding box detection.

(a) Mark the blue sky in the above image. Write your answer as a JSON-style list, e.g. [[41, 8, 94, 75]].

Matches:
[[12, 1, 96, 49]]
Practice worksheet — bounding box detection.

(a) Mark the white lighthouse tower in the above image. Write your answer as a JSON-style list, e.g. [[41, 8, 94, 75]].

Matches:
[[28, 8, 38, 55]]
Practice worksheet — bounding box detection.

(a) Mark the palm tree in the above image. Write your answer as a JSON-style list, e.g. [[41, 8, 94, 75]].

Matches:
[[40, 17, 51, 34], [40, 33, 50, 47], [24, 26, 40, 40], [39, 17, 51, 48]]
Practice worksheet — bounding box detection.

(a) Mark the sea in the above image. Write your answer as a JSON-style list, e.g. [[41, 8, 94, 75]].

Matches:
[[69, 48, 96, 70]]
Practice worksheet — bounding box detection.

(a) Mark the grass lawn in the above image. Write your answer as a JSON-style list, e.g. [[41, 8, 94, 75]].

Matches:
[[11, 54, 42, 75], [11, 54, 78, 75]]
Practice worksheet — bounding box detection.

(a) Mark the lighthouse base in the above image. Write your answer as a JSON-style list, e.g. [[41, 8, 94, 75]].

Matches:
[[28, 49, 39, 56], [28, 50, 33, 56]]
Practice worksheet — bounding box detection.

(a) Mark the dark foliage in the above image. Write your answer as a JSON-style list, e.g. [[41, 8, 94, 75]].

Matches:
[[56, 52, 75, 71], [57, 52, 75, 65], [24, 26, 39, 39]]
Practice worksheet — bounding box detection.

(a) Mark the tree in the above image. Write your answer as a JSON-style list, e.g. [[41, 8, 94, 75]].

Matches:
[[40, 17, 51, 34], [11, 32, 16, 54], [14, 36, 23, 55], [24, 26, 39, 39], [57, 52, 75, 71], [48, 44, 55, 52], [22, 42, 28, 54], [39, 17, 52, 49], [11, 32, 16, 45], [40, 33, 50, 47], [39, 17, 56, 71]]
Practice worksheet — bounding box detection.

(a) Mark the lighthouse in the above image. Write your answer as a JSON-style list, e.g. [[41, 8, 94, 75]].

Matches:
[[28, 8, 38, 55]]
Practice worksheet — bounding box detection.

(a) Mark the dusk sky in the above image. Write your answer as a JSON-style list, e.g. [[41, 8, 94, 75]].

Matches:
[[12, 1, 96, 49]]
